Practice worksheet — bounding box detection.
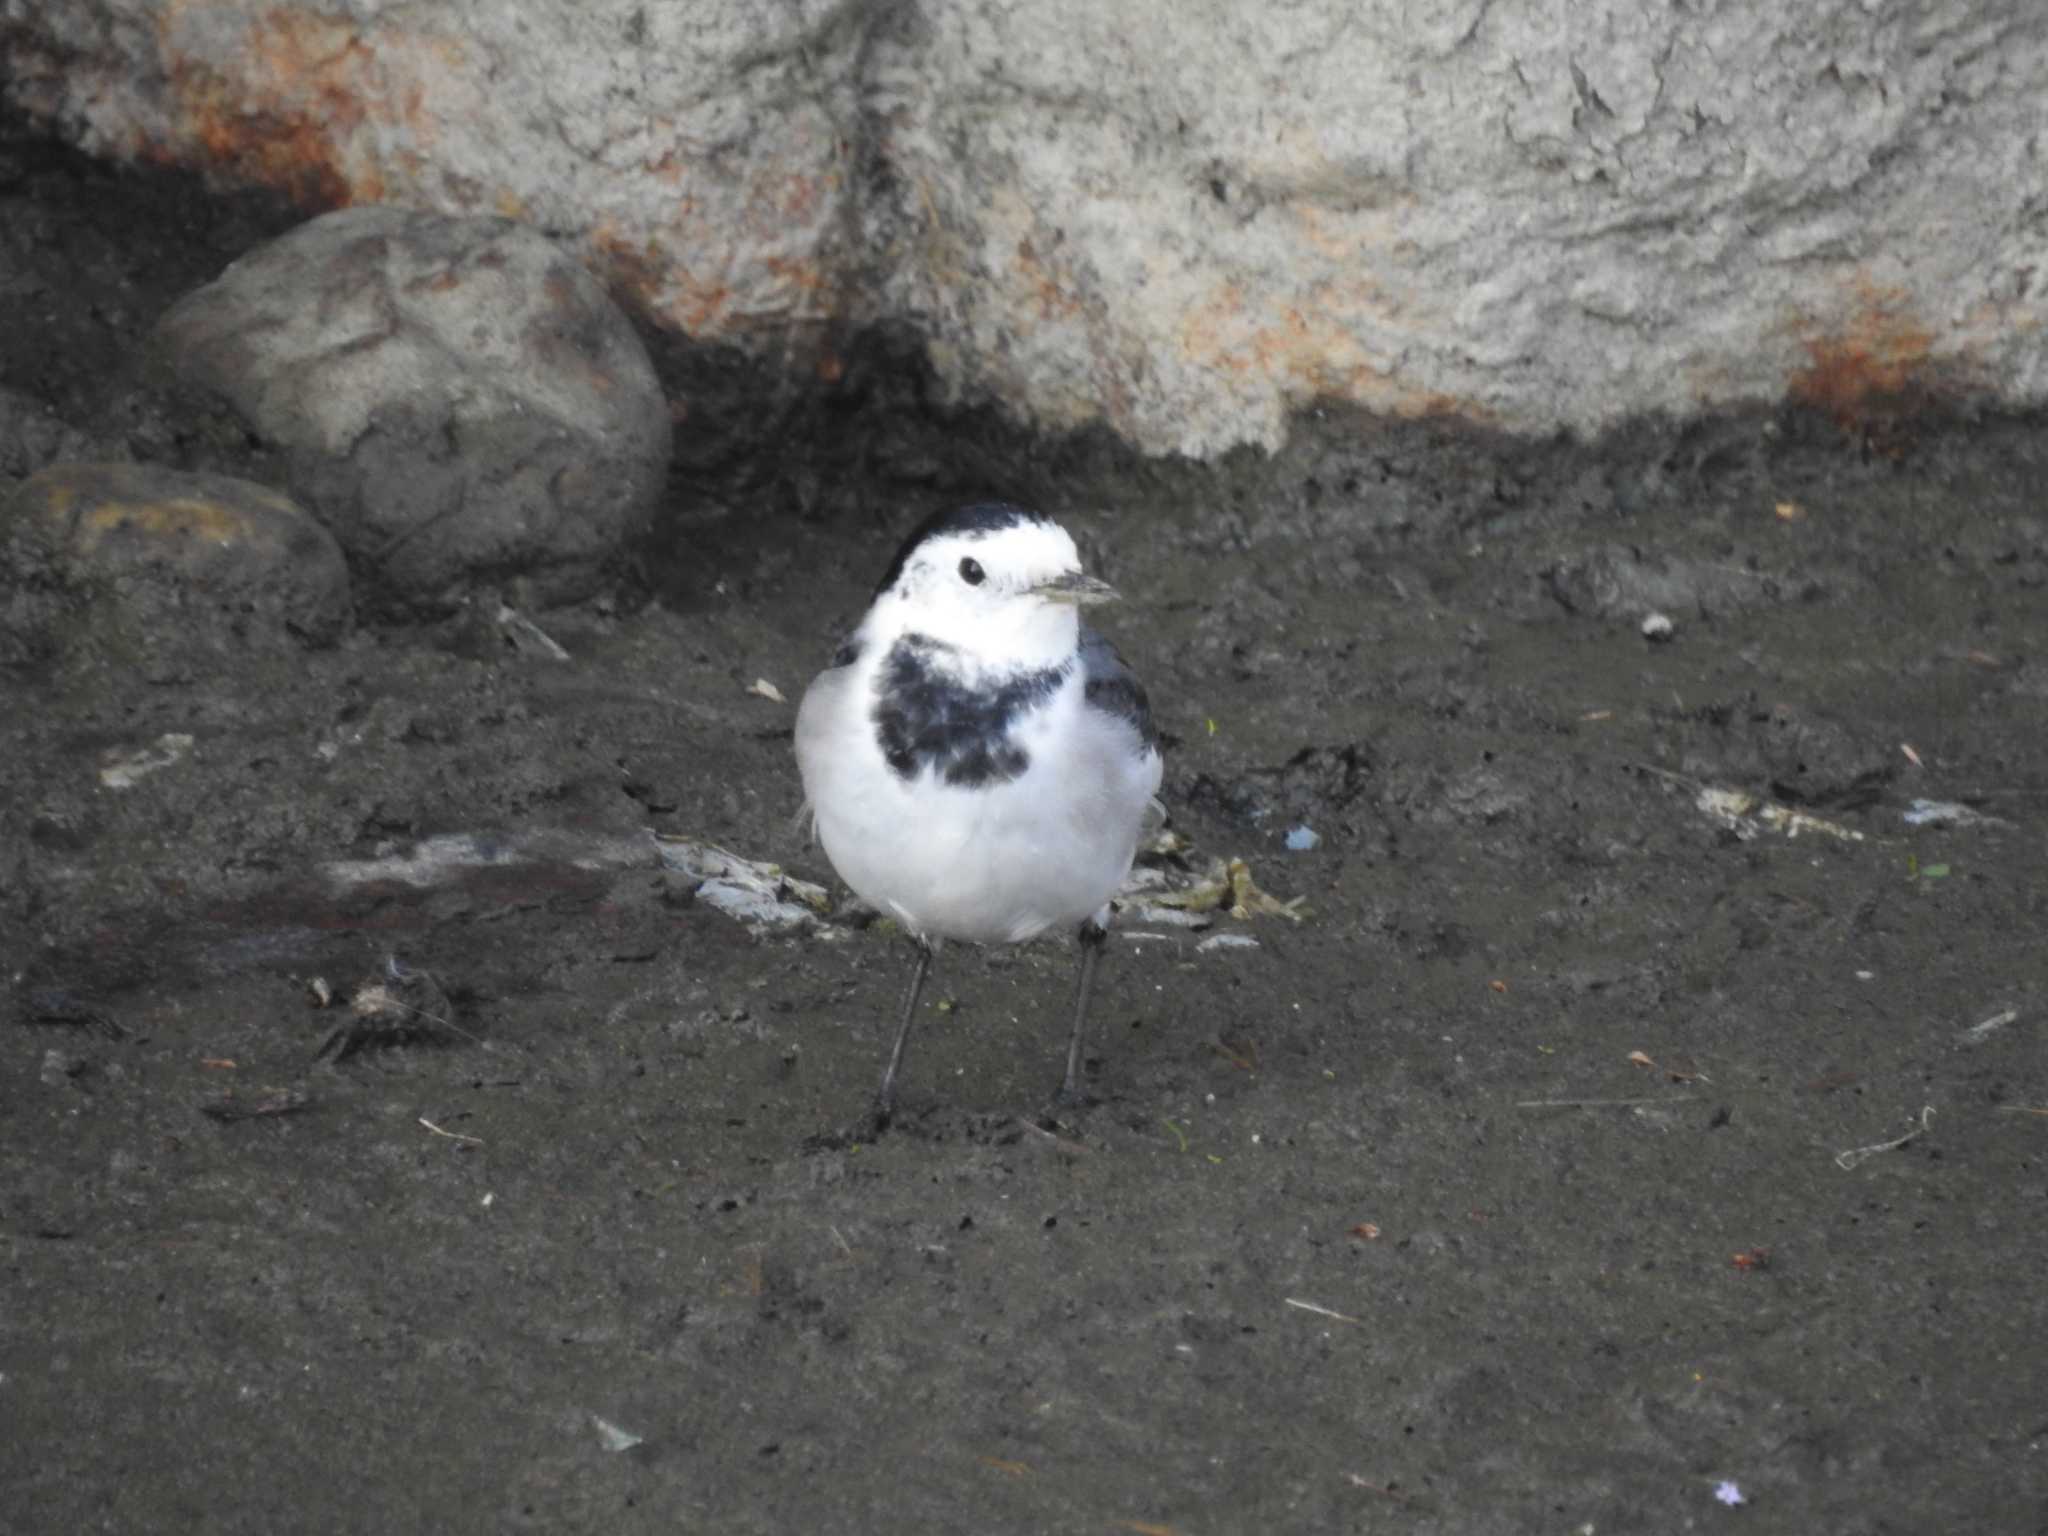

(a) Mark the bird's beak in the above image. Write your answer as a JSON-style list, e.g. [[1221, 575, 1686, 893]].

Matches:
[[1031, 570, 1119, 606]]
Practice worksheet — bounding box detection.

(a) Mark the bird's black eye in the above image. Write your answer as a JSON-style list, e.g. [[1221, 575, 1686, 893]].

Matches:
[[958, 557, 986, 586]]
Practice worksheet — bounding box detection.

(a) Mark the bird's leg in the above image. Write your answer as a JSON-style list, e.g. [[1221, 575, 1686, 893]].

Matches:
[[873, 936, 935, 1122], [1057, 918, 1110, 1103]]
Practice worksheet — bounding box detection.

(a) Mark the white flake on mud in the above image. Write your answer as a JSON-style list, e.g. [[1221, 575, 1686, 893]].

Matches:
[[590, 1414, 644, 1453], [1904, 798, 2009, 829], [322, 830, 654, 888], [1958, 1007, 2020, 1046], [651, 835, 835, 934], [1117, 907, 1214, 930], [1694, 787, 1865, 843], [1116, 866, 1214, 930], [98, 732, 194, 789]]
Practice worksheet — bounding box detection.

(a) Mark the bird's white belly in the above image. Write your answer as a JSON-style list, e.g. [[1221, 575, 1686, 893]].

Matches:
[[805, 678, 1158, 945]]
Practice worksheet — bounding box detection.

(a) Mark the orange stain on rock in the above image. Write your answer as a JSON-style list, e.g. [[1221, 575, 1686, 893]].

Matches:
[[588, 221, 731, 334], [153, 6, 463, 209], [775, 169, 825, 223], [760, 252, 831, 298], [588, 222, 681, 306], [589, 194, 839, 339], [158, 9, 364, 207], [1183, 278, 1485, 422], [1015, 235, 1084, 323], [75, 498, 257, 552], [1787, 276, 1939, 426]]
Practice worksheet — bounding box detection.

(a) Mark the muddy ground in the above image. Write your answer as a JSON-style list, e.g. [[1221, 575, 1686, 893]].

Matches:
[[4, 111, 2047, 1533]]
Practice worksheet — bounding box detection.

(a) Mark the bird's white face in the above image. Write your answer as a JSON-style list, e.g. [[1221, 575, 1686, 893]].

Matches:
[[864, 518, 1114, 673]]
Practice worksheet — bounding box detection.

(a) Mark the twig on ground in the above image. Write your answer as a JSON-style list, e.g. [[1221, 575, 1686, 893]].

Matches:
[[1835, 1106, 1935, 1170], [1015, 1117, 1091, 1153], [1960, 1008, 2020, 1045], [202, 1088, 309, 1122], [1284, 1297, 1361, 1325], [18, 988, 124, 1039], [495, 602, 571, 661], [1626, 761, 1699, 788], [1344, 1472, 1429, 1507]]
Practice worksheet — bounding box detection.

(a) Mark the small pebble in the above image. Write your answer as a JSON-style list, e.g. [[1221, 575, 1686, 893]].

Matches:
[[1284, 824, 1321, 851], [1641, 610, 1675, 641]]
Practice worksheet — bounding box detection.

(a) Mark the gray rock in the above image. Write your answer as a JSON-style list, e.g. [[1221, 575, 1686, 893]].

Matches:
[[0, 461, 351, 669], [1746, 702, 1893, 809], [1543, 545, 1778, 624], [145, 206, 671, 614]]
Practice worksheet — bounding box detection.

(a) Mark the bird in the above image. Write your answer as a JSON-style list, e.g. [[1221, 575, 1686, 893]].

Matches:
[[795, 502, 1163, 1123]]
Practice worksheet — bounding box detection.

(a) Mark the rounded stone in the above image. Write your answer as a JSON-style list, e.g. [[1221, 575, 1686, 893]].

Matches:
[[0, 461, 352, 666], [145, 205, 673, 615]]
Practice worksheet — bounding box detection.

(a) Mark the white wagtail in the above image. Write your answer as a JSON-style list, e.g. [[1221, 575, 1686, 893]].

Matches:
[[796, 502, 1163, 1121]]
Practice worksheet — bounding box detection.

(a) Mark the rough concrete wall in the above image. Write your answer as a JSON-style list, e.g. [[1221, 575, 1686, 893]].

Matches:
[[879, 0, 2048, 454], [5, 1, 2044, 456]]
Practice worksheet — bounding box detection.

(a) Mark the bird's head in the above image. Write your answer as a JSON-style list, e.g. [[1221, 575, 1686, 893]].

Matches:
[[862, 503, 1117, 671]]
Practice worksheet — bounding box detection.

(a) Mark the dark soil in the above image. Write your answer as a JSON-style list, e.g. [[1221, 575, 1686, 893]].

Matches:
[[5, 106, 2047, 1534]]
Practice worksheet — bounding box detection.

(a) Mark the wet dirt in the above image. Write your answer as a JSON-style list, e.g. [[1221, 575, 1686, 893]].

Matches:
[[4, 109, 2047, 1533]]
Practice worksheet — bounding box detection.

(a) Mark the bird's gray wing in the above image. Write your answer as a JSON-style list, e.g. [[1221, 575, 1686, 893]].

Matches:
[[1078, 626, 1157, 754]]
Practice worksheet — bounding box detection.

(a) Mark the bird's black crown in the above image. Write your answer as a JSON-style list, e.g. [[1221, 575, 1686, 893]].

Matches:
[[874, 502, 1051, 595]]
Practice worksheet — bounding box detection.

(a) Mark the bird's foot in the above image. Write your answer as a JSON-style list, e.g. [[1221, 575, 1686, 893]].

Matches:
[[855, 1094, 896, 1143], [1044, 1076, 1096, 1123], [800, 1095, 896, 1154]]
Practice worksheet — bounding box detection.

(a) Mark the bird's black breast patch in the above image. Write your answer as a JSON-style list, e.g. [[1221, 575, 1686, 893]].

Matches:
[[873, 634, 1068, 786]]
